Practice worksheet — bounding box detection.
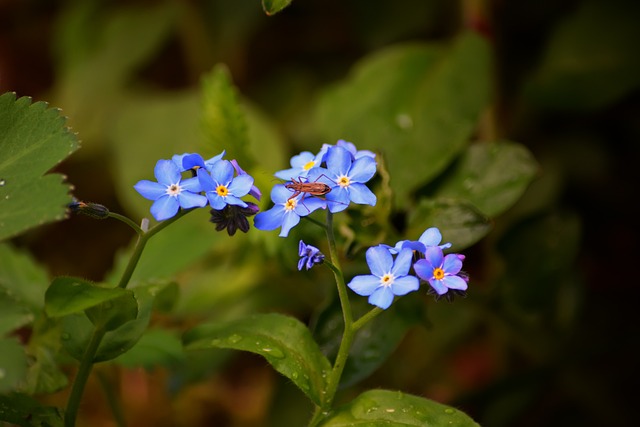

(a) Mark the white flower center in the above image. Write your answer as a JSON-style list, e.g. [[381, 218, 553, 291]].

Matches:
[[166, 183, 181, 197], [380, 273, 394, 287], [337, 175, 350, 188]]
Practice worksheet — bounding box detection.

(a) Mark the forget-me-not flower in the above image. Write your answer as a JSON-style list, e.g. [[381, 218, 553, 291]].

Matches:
[[134, 159, 207, 221], [298, 240, 325, 270], [198, 160, 254, 210], [386, 227, 452, 254], [414, 246, 468, 296], [347, 246, 420, 309], [275, 151, 326, 181]]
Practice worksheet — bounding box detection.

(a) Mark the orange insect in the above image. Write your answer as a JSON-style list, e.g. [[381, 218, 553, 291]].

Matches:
[[285, 176, 331, 201]]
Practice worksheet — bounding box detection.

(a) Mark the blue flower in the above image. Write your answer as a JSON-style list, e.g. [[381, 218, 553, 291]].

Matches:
[[308, 145, 377, 213], [230, 159, 261, 201], [172, 151, 225, 173], [134, 159, 207, 221], [386, 227, 452, 254], [298, 240, 324, 270], [347, 246, 420, 309], [321, 139, 376, 161], [413, 246, 468, 296], [253, 184, 326, 237], [198, 160, 255, 210], [275, 151, 325, 181]]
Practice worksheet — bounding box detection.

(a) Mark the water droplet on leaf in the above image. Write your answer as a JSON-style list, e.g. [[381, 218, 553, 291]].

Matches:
[[227, 334, 242, 344], [262, 347, 285, 359], [444, 408, 455, 414], [0, 179, 5, 186]]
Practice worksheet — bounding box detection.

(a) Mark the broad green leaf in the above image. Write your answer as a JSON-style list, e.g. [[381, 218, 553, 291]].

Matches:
[[262, 0, 294, 16], [44, 277, 131, 318], [0, 93, 79, 241], [0, 243, 49, 311], [0, 288, 33, 336], [85, 292, 138, 331], [184, 313, 331, 406], [435, 142, 539, 217], [61, 280, 174, 362], [0, 393, 63, 427], [0, 337, 28, 393], [201, 64, 252, 168], [115, 329, 184, 369], [314, 32, 490, 208], [320, 389, 479, 426], [24, 320, 68, 394], [407, 198, 491, 250], [524, 0, 640, 111]]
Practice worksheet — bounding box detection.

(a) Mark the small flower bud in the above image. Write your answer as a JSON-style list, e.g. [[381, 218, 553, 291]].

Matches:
[[68, 200, 110, 219]]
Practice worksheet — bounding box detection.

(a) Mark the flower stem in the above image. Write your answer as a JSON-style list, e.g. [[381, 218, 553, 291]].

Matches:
[[352, 306, 384, 332], [64, 208, 193, 426], [108, 212, 144, 235]]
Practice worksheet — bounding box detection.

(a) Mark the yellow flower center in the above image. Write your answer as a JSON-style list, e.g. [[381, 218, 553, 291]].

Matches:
[[433, 267, 445, 280], [338, 175, 350, 188], [303, 160, 316, 171], [380, 273, 394, 287], [216, 184, 229, 197], [285, 198, 297, 211], [167, 183, 181, 197]]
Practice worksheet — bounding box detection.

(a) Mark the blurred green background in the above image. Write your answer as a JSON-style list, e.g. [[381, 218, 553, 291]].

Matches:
[[1, 0, 639, 426]]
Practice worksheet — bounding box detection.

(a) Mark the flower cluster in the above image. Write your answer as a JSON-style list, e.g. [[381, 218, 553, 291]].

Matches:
[[134, 152, 260, 234], [254, 140, 377, 236], [347, 227, 468, 309]]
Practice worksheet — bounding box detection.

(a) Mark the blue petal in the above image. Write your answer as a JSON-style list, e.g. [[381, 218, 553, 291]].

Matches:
[[443, 275, 468, 291], [299, 240, 307, 256], [254, 207, 285, 231], [348, 156, 377, 183], [293, 196, 326, 216], [290, 151, 315, 168], [391, 248, 414, 277], [134, 180, 166, 201], [443, 254, 463, 275], [275, 167, 303, 181], [326, 187, 350, 213], [182, 153, 205, 170], [154, 160, 180, 185], [271, 184, 293, 204], [368, 287, 394, 309], [210, 160, 234, 185], [204, 151, 226, 171], [307, 167, 336, 186], [181, 176, 202, 193], [325, 146, 352, 176], [207, 194, 227, 210], [413, 259, 434, 281], [279, 211, 301, 237], [228, 174, 254, 197], [150, 196, 179, 221], [197, 169, 216, 192], [348, 275, 380, 296], [365, 245, 393, 277], [224, 195, 248, 208], [347, 183, 376, 206], [392, 275, 420, 296], [428, 278, 448, 295], [298, 257, 308, 271], [424, 246, 444, 268], [177, 191, 207, 209], [419, 227, 442, 246]]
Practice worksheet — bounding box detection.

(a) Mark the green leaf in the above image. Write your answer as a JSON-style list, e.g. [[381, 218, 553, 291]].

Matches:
[[407, 198, 492, 250], [85, 292, 138, 331], [0, 287, 34, 336], [262, 0, 294, 16], [435, 142, 539, 217], [201, 64, 252, 168], [314, 32, 490, 207], [24, 321, 68, 395], [184, 313, 331, 406], [45, 277, 131, 318], [60, 280, 174, 362], [320, 389, 479, 426], [0, 337, 28, 393], [0, 243, 49, 311], [0, 393, 63, 427], [0, 93, 79, 241], [115, 329, 184, 369]]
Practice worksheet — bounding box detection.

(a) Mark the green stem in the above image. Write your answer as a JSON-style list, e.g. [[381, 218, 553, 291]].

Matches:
[[108, 212, 143, 235], [352, 307, 384, 332], [64, 208, 193, 426], [65, 327, 106, 427]]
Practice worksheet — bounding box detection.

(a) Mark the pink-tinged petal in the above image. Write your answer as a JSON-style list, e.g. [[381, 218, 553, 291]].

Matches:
[[428, 278, 448, 295], [392, 275, 420, 296], [391, 248, 414, 277], [348, 275, 381, 296], [150, 196, 179, 221], [369, 287, 394, 309], [348, 156, 377, 183], [134, 180, 166, 200], [424, 246, 444, 268], [443, 254, 463, 274], [442, 275, 468, 291], [366, 246, 393, 277], [325, 146, 352, 176], [154, 160, 180, 185], [177, 191, 207, 209]]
